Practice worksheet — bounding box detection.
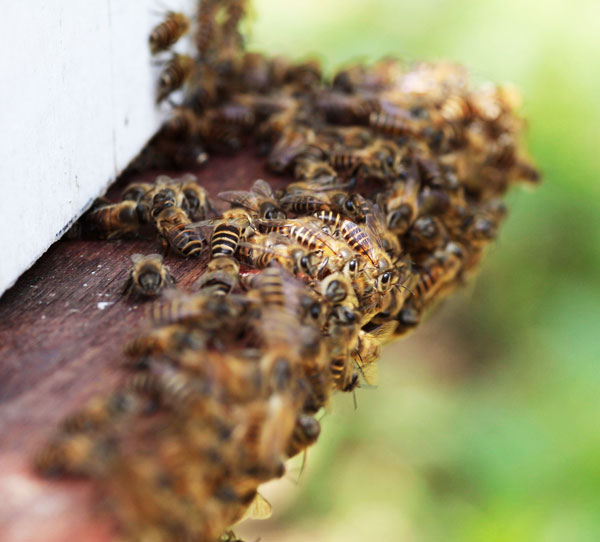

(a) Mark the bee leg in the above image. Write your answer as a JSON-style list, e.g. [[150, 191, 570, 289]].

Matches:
[[207, 198, 219, 217], [166, 272, 176, 287], [121, 273, 134, 296]]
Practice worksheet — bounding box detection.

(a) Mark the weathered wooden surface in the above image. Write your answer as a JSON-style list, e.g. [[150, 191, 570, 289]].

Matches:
[[0, 151, 283, 541]]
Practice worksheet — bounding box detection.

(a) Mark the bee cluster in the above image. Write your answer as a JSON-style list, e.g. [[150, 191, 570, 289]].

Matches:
[[35, 1, 538, 541]]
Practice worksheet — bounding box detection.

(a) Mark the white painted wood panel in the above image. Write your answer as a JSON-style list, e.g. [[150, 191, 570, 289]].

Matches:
[[0, 1, 187, 296]]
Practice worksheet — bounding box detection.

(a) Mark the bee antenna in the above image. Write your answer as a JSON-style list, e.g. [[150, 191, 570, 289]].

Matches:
[[395, 283, 414, 296]]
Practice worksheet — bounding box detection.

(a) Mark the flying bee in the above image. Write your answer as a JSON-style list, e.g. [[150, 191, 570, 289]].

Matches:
[[84, 200, 146, 239], [155, 206, 207, 257], [285, 414, 321, 458], [149, 12, 190, 55], [219, 179, 285, 220], [195, 256, 240, 295], [156, 54, 195, 103], [123, 253, 175, 297]]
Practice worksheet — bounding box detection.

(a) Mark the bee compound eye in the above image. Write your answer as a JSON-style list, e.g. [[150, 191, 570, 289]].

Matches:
[[348, 259, 357, 272], [344, 198, 355, 212], [300, 255, 310, 269], [310, 303, 321, 319]]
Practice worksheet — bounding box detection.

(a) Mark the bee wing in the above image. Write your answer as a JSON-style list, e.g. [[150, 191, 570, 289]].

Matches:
[[368, 320, 398, 345], [217, 190, 260, 213], [364, 201, 387, 249], [279, 193, 330, 209], [130, 253, 144, 264], [235, 492, 273, 524], [358, 359, 378, 387], [251, 178, 275, 199], [146, 253, 165, 263]]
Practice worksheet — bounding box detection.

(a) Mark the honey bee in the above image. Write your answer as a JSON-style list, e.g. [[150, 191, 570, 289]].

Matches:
[[293, 159, 338, 182], [195, 0, 218, 56], [84, 200, 146, 239], [207, 101, 256, 130], [405, 215, 448, 254], [181, 176, 216, 221], [369, 110, 419, 138], [280, 190, 367, 223], [158, 106, 200, 140], [238, 236, 324, 278], [124, 324, 206, 360], [192, 208, 255, 259], [150, 292, 250, 333], [156, 54, 195, 103], [121, 182, 152, 203], [219, 179, 285, 220], [267, 127, 315, 173], [192, 257, 239, 297], [284, 59, 322, 89], [155, 205, 207, 257], [149, 12, 190, 55], [60, 392, 141, 434], [412, 242, 464, 307], [381, 176, 421, 234], [436, 94, 474, 124], [123, 253, 175, 297], [33, 434, 100, 476], [393, 301, 422, 338], [312, 210, 379, 267], [285, 414, 321, 458], [316, 90, 380, 125], [315, 272, 359, 311], [354, 320, 398, 370], [328, 304, 361, 393], [256, 217, 338, 258]]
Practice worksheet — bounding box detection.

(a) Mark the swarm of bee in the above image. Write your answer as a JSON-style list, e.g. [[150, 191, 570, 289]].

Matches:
[[36, 1, 539, 540]]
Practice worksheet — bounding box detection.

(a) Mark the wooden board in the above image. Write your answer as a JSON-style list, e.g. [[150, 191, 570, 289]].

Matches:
[[0, 151, 284, 541]]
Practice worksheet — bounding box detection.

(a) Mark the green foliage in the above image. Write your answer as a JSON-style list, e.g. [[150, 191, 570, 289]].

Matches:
[[240, 2, 600, 540]]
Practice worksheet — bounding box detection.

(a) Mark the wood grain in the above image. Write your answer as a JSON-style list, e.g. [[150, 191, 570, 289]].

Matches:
[[0, 150, 285, 541]]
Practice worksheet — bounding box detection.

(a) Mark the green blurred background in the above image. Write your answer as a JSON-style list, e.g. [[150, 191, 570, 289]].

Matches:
[[238, 1, 600, 540]]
